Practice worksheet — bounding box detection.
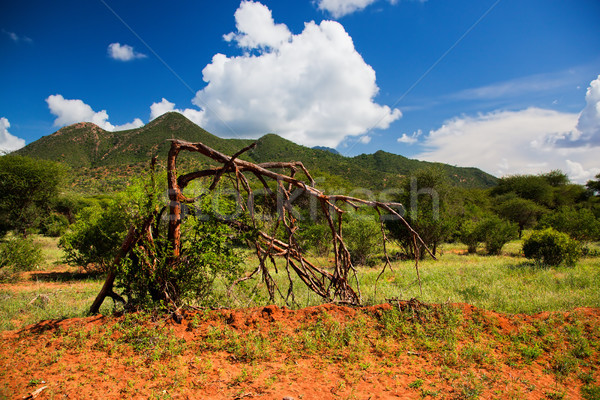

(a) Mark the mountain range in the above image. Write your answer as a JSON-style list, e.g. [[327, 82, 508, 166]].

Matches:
[[15, 112, 497, 193]]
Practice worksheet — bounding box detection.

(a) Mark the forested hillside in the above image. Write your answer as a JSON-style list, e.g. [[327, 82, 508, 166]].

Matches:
[[16, 112, 497, 193]]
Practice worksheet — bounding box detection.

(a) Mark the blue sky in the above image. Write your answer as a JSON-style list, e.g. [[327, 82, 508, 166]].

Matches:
[[1, 0, 600, 182]]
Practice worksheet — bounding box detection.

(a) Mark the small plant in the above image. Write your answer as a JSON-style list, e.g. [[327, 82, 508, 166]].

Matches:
[[522, 228, 582, 267], [408, 378, 424, 389], [39, 213, 69, 237], [581, 384, 600, 400]]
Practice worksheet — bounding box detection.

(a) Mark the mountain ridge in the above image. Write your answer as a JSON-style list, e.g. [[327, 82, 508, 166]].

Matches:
[[15, 112, 497, 192]]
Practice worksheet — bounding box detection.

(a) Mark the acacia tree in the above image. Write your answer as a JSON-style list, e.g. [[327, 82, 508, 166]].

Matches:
[[0, 155, 65, 237], [385, 167, 459, 258], [90, 140, 431, 313], [495, 196, 547, 238]]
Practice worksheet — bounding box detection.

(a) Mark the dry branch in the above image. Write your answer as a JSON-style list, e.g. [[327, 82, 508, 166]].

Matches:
[[90, 139, 432, 312]]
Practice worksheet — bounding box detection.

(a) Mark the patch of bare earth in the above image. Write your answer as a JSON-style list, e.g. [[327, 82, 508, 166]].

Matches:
[[1, 303, 599, 399]]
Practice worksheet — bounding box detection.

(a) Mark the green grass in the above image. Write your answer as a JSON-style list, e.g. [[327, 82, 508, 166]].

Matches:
[[0, 282, 111, 331], [0, 235, 110, 331], [245, 239, 600, 314], [1, 238, 599, 331]]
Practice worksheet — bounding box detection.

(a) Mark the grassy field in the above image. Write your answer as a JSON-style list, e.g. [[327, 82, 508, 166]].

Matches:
[[1, 236, 599, 331]]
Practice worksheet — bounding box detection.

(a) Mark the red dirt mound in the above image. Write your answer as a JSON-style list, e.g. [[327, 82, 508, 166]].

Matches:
[[1, 302, 599, 399]]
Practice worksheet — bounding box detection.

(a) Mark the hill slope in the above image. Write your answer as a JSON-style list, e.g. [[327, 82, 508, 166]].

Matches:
[[15, 112, 497, 192]]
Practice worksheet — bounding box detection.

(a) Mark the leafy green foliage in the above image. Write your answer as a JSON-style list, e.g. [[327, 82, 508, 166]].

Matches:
[[117, 214, 247, 308], [538, 207, 600, 243], [458, 219, 483, 254], [523, 228, 582, 267], [0, 155, 65, 236], [492, 174, 555, 207], [477, 215, 518, 255], [297, 221, 332, 256], [39, 213, 69, 237], [386, 167, 460, 258], [0, 235, 43, 281], [495, 195, 547, 238], [59, 197, 131, 272], [585, 173, 600, 196], [343, 213, 382, 266]]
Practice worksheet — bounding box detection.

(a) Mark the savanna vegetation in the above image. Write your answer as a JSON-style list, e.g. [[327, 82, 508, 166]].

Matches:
[[2, 125, 600, 398]]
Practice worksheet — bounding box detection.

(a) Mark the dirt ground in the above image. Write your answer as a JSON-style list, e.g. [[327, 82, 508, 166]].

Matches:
[[1, 300, 599, 400]]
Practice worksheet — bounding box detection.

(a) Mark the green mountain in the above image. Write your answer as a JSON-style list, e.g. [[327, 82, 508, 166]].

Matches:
[[15, 112, 496, 192]]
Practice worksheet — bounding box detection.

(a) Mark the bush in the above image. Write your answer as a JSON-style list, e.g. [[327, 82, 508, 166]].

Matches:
[[297, 222, 332, 256], [59, 199, 130, 272], [522, 228, 581, 267], [458, 219, 482, 254], [537, 207, 600, 242], [39, 213, 70, 237], [116, 214, 246, 308], [477, 216, 518, 255], [0, 235, 43, 281], [344, 214, 382, 266]]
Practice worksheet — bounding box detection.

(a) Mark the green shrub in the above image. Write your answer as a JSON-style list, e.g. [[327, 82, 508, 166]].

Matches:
[[297, 222, 332, 256], [343, 213, 382, 266], [39, 213, 70, 237], [116, 214, 246, 308], [522, 228, 581, 267], [538, 207, 600, 242], [458, 219, 482, 254], [59, 199, 130, 272], [0, 235, 43, 281], [477, 215, 518, 255]]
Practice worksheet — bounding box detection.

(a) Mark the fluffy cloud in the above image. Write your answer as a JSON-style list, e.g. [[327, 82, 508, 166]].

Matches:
[[114, 118, 144, 131], [397, 129, 422, 144], [315, 0, 377, 18], [415, 75, 600, 183], [149, 98, 205, 126], [573, 74, 600, 145], [315, 0, 424, 18], [0, 117, 26, 153], [223, 1, 291, 49], [358, 135, 371, 144], [46, 94, 144, 131], [191, 1, 400, 147], [414, 106, 600, 182], [107, 43, 146, 61]]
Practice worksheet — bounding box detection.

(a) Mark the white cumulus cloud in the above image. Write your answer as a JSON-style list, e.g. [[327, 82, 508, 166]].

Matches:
[[315, 0, 424, 18], [416, 108, 580, 177], [149, 98, 205, 126], [359, 135, 371, 144], [0, 117, 26, 153], [415, 75, 600, 183], [107, 42, 147, 61], [191, 1, 401, 148], [223, 1, 291, 49], [114, 118, 144, 131], [397, 129, 422, 145], [315, 0, 377, 18], [573, 74, 600, 145], [46, 94, 143, 131]]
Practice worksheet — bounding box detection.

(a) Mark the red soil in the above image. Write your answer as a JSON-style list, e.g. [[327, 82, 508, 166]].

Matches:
[[1, 303, 599, 399]]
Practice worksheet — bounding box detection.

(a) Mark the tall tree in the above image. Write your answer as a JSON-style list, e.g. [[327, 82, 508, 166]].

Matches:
[[587, 173, 600, 196], [495, 196, 547, 238], [0, 155, 65, 236], [386, 167, 459, 258]]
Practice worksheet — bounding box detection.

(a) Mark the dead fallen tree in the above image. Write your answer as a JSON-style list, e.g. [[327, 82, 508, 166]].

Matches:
[[90, 140, 433, 314]]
